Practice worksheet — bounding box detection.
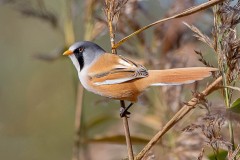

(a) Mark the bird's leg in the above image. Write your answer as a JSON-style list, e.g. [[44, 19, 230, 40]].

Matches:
[[120, 103, 134, 117]]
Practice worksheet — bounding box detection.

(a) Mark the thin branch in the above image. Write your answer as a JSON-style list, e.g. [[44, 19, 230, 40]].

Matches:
[[113, 0, 225, 49], [135, 76, 223, 160]]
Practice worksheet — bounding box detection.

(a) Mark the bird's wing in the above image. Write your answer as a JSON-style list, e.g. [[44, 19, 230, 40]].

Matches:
[[88, 53, 148, 85]]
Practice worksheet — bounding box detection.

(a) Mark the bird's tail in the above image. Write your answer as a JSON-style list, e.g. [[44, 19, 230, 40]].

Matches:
[[145, 67, 217, 86]]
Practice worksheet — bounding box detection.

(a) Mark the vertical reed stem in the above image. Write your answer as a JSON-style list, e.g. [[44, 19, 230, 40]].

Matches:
[[213, 4, 235, 151], [105, 1, 134, 159], [121, 101, 134, 160]]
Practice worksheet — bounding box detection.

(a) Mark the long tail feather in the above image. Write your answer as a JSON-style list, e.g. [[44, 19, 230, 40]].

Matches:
[[147, 67, 217, 86]]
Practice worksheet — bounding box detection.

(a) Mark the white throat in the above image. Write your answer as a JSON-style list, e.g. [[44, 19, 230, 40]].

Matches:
[[68, 54, 93, 92], [69, 54, 80, 72]]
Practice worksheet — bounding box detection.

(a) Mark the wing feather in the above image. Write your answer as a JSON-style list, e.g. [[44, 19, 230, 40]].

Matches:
[[88, 53, 148, 85]]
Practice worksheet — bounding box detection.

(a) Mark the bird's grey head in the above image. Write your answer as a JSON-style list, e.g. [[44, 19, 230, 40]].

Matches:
[[63, 41, 105, 72]]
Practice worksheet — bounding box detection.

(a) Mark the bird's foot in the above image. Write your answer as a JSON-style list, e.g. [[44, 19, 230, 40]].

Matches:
[[120, 103, 134, 118], [120, 107, 131, 118]]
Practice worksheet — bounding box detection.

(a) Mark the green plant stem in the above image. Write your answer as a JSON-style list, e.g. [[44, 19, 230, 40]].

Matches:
[[222, 68, 235, 149], [223, 71, 235, 151]]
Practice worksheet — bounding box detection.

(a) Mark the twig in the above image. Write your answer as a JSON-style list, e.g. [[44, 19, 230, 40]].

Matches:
[[135, 76, 222, 160], [113, 0, 225, 49]]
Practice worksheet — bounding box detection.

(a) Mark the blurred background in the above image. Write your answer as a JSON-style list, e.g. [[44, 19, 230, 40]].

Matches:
[[0, 0, 239, 160]]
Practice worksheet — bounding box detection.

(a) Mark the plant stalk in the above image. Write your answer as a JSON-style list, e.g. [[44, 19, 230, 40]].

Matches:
[[121, 100, 134, 160], [105, 1, 134, 159], [213, 4, 235, 151], [63, 1, 85, 160]]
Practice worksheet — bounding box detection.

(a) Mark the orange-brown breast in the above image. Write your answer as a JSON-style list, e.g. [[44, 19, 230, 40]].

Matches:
[[86, 77, 146, 102]]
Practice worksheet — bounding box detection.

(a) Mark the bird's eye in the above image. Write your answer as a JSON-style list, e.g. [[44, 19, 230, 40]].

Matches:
[[79, 47, 84, 53]]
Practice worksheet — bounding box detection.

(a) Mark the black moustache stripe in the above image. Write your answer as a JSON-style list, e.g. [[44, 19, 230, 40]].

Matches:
[[75, 53, 84, 71]]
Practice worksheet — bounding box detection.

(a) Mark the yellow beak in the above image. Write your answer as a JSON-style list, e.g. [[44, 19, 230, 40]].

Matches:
[[63, 50, 73, 56]]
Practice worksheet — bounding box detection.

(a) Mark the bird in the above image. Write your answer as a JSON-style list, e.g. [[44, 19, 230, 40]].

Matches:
[[63, 41, 217, 117]]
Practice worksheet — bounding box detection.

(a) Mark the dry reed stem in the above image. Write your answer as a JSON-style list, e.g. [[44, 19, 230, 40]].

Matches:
[[106, 1, 116, 54], [135, 76, 223, 160], [63, 0, 75, 47], [212, 1, 239, 151], [121, 100, 134, 160], [123, 117, 134, 160], [72, 85, 84, 160], [113, 0, 225, 49], [62, 1, 84, 160], [105, 1, 134, 159]]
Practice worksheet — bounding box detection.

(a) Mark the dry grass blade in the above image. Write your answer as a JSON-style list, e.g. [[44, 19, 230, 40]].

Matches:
[[225, 86, 240, 92], [113, 0, 225, 49], [135, 77, 223, 160], [184, 22, 214, 49]]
